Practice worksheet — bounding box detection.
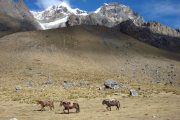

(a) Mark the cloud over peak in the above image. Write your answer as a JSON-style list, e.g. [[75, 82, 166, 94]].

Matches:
[[35, 0, 70, 9]]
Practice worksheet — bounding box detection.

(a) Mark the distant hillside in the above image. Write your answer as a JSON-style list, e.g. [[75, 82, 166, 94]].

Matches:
[[115, 20, 180, 53], [0, 25, 179, 86], [0, 0, 40, 37]]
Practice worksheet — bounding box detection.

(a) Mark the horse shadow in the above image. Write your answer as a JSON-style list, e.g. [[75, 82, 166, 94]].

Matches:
[[33, 109, 44, 111], [55, 111, 77, 114], [33, 109, 53, 112]]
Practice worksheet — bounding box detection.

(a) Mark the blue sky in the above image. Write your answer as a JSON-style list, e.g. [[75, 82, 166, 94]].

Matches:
[[24, 0, 180, 29]]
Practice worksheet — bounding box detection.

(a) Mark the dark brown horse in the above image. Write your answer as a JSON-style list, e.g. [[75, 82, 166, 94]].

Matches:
[[102, 99, 120, 111], [60, 101, 80, 114], [37, 100, 54, 111]]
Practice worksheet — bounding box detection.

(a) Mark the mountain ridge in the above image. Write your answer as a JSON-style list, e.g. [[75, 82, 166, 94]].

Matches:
[[31, 2, 144, 29]]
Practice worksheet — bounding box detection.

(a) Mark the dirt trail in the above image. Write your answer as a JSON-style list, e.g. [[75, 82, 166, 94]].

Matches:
[[0, 92, 180, 120]]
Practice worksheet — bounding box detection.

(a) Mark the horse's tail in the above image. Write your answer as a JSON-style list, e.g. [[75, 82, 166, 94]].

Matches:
[[77, 103, 80, 112], [117, 101, 120, 110], [52, 102, 55, 109]]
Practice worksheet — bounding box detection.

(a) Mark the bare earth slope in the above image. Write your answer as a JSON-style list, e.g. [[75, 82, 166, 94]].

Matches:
[[0, 25, 179, 85]]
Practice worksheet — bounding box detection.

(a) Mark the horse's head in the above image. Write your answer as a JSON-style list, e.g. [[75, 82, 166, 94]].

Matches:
[[102, 100, 106, 105], [59, 101, 65, 107], [36, 100, 42, 104]]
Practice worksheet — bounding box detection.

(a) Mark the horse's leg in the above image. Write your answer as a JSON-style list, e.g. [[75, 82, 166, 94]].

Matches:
[[116, 105, 119, 110], [43, 106, 46, 111], [106, 106, 109, 110], [76, 106, 78, 113], [41, 107, 45, 111], [49, 106, 52, 111], [75, 105, 78, 113], [110, 106, 111, 111], [68, 107, 69, 114], [40, 105, 44, 111]]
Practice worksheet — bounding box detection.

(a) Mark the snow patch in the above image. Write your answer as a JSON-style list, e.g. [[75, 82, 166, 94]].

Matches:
[[94, 7, 102, 13], [39, 16, 68, 30]]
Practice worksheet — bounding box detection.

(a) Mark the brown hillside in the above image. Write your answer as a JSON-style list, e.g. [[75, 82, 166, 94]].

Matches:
[[0, 25, 179, 86]]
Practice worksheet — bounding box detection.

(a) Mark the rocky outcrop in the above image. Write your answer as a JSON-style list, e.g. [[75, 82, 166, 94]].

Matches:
[[0, 0, 40, 33], [116, 20, 180, 53], [176, 29, 180, 33], [66, 3, 144, 27], [143, 21, 180, 38]]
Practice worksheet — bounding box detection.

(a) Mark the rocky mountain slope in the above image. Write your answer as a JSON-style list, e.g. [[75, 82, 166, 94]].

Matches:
[[116, 20, 180, 53], [0, 0, 40, 37]]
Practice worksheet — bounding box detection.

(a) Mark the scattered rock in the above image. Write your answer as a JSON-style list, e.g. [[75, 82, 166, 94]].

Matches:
[[26, 81, 33, 87], [104, 80, 121, 89], [44, 79, 53, 85], [10, 118, 18, 120], [79, 81, 90, 87], [113, 93, 129, 97], [97, 86, 105, 90], [63, 81, 73, 89], [63, 80, 90, 89], [15, 86, 22, 92], [129, 89, 138, 96]]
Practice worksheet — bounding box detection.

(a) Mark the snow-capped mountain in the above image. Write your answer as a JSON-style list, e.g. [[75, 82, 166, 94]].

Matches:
[[95, 3, 143, 25], [31, 2, 88, 29], [31, 2, 144, 30], [67, 3, 144, 27]]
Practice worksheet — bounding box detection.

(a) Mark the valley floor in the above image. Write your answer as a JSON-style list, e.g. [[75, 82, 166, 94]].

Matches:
[[0, 26, 180, 120], [0, 92, 180, 120]]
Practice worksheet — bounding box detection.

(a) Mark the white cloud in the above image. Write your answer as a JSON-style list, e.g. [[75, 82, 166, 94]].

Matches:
[[141, 1, 180, 28], [142, 1, 180, 17], [35, 0, 70, 9]]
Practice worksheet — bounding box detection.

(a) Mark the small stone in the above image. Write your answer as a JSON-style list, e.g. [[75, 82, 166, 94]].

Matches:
[[27, 81, 33, 87], [63, 81, 72, 89], [15, 86, 22, 92], [98, 86, 104, 90], [44, 79, 53, 85], [10, 118, 18, 120]]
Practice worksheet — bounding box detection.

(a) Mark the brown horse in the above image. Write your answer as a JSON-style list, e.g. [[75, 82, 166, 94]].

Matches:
[[60, 101, 80, 114], [37, 100, 54, 111], [102, 99, 120, 111]]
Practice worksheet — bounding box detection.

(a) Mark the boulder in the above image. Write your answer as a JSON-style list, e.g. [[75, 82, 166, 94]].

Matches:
[[129, 89, 138, 96], [104, 80, 120, 89]]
